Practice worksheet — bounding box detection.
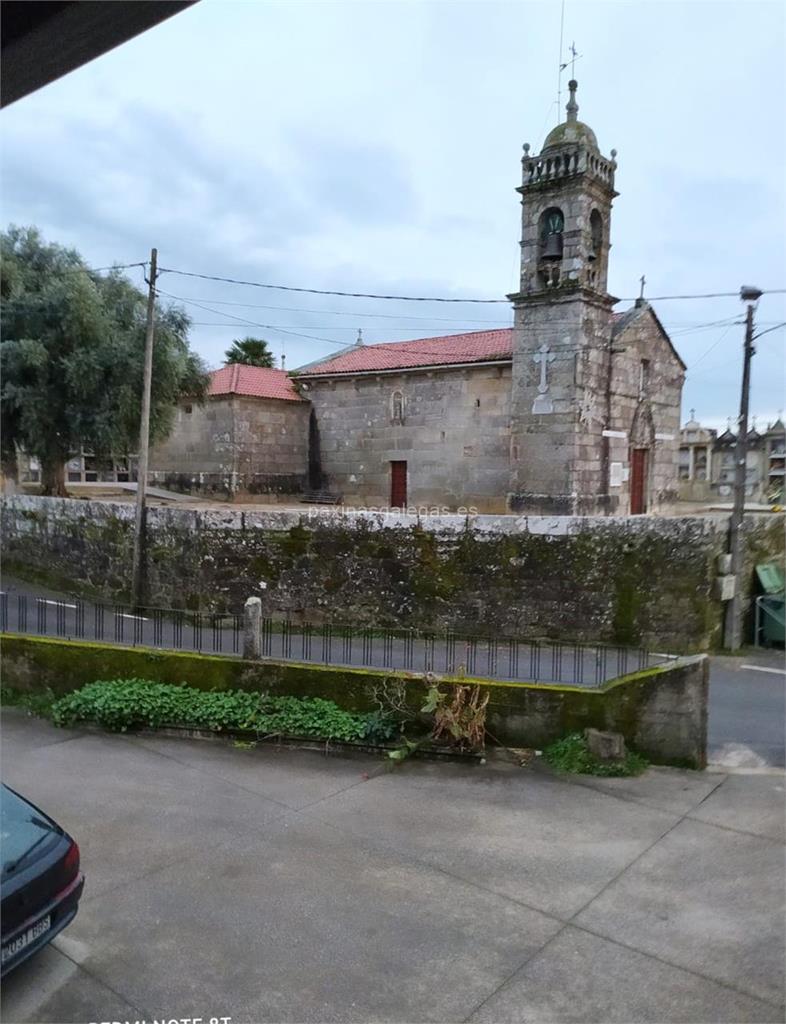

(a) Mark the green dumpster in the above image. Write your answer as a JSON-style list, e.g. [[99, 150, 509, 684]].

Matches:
[[755, 562, 785, 646]]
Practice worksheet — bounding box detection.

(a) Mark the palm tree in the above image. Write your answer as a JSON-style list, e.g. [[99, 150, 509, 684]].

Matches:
[[224, 336, 275, 368]]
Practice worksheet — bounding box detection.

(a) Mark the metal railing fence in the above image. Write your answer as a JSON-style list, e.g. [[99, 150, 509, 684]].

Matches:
[[0, 591, 661, 688]]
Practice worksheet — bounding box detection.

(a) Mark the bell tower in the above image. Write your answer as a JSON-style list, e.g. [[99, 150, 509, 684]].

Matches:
[[508, 80, 620, 514]]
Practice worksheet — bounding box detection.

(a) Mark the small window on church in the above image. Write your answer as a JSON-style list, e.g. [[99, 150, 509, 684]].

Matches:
[[639, 360, 650, 398], [589, 209, 603, 262], [391, 390, 405, 425], [184, 403, 193, 414]]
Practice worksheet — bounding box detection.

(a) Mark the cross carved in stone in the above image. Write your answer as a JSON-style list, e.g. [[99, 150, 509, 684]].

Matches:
[[533, 343, 556, 394]]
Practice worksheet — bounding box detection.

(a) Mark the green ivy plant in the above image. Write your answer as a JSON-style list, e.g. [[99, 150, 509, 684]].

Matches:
[[50, 679, 395, 744], [543, 732, 649, 777]]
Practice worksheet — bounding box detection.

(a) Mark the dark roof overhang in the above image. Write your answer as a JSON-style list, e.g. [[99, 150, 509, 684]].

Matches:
[[1, 1, 197, 108]]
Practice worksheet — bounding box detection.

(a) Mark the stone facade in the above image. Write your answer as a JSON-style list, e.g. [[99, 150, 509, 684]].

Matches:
[[507, 81, 684, 515], [289, 79, 684, 516], [603, 306, 684, 511], [128, 81, 685, 516], [111, 81, 685, 516], [304, 363, 512, 511], [3, 495, 784, 649], [149, 394, 309, 499]]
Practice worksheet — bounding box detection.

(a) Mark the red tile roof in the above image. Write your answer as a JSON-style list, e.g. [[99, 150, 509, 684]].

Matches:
[[208, 364, 305, 402], [297, 328, 514, 376], [293, 309, 658, 378]]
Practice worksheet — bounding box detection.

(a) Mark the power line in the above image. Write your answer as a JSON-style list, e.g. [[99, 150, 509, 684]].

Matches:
[[668, 317, 742, 337], [686, 320, 786, 379], [158, 267, 509, 304], [155, 289, 343, 346], [753, 322, 786, 340], [155, 264, 786, 304], [59, 261, 148, 276], [188, 322, 508, 333], [155, 290, 780, 330], [685, 322, 741, 375], [153, 292, 512, 324], [161, 291, 516, 366]]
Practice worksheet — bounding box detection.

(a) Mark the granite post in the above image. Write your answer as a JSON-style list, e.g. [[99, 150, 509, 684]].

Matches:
[[243, 596, 262, 660]]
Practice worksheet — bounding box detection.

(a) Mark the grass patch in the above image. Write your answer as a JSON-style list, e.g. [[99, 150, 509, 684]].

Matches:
[[543, 732, 649, 777], [49, 678, 398, 744]]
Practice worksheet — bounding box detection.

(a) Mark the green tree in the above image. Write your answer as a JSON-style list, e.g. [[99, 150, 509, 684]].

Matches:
[[1, 226, 209, 495], [224, 336, 275, 368]]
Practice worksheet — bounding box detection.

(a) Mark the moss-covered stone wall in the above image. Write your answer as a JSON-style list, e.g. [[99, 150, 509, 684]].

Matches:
[[2, 496, 783, 649], [0, 635, 709, 768]]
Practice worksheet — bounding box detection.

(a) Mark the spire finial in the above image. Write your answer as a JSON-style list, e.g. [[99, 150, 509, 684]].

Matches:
[[635, 274, 647, 308], [356, 328, 364, 347], [566, 78, 578, 122], [690, 408, 696, 421]]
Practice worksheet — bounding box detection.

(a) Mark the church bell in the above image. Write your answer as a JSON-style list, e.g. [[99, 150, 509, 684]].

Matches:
[[542, 232, 563, 260]]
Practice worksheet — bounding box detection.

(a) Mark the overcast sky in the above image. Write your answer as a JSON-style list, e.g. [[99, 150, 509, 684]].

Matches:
[[2, 0, 784, 428]]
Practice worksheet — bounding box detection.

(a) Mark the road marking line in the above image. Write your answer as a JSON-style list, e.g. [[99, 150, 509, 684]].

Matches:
[[740, 665, 786, 676], [119, 613, 149, 621], [37, 599, 78, 609]]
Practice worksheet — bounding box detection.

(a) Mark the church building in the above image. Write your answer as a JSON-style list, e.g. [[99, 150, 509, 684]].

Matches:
[[150, 81, 685, 514]]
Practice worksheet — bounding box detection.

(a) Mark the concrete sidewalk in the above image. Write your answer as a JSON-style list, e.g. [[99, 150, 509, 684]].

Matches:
[[1, 710, 784, 1024]]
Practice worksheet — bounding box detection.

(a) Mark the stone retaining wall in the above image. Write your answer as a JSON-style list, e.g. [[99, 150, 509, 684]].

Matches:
[[0, 635, 709, 768], [2, 495, 783, 649]]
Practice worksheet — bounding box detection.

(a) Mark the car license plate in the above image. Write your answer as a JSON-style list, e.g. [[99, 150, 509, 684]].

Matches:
[[1, 914, 51, 964]]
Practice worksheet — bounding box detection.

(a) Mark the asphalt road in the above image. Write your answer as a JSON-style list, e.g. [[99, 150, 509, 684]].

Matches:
[[708, 652, 786, 768], [1, 710, 784, 1024]]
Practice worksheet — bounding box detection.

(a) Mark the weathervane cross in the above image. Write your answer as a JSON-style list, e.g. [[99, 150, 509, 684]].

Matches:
[[639, 275, 646, 300]]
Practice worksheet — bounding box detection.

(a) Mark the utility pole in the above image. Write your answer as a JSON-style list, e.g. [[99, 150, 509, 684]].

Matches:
[[723, 286, 761, 649], [131, 247, 158, 608]]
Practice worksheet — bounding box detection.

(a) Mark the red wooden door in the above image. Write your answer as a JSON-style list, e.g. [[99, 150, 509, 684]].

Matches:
[[390, 461, 407, 508], [630, 448, 648, 515]]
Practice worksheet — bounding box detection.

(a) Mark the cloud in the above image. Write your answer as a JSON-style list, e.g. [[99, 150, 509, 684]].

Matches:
[[1, 0, 783, 416]]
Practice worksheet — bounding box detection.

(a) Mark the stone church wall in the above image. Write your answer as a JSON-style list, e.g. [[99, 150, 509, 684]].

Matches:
[[510, 303, 684, 515], [149, 395, 309, 499], [510, 295, 612, 514], [304, 364, 512, 512], [4, 495, 784, 649], [605, 311, 684, 514]]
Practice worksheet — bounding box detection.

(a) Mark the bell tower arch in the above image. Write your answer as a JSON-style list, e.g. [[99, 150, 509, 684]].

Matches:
[[508, 81, 620, 514]]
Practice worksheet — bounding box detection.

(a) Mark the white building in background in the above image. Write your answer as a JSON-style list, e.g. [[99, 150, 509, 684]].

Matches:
[[678, 414, 785, 504]]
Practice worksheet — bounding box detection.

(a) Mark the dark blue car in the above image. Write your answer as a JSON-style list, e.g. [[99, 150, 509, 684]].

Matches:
[[1, 784, 84, 975]]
